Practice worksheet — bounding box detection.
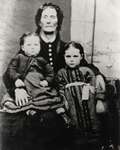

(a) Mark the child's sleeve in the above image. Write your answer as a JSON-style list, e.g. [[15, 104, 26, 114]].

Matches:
[[3, 54, 22, 91], [95, 74, 106, 101], [55, 70, 69, 110], [86, 64, 106, 101]]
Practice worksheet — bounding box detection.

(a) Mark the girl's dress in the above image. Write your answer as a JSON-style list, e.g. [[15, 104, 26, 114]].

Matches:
[[56, 65, 105, 147]]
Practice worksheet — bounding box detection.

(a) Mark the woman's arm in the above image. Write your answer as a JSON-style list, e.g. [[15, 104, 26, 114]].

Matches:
[[55, 69, 66, 93], [44, 63, 54, 85]]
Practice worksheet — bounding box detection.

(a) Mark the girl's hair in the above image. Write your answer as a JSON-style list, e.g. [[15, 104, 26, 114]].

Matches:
[[64, 41, 85, 58], [35, 3, 64, 34], [64, 41, 88, 66], [19, 32, 39, 46]]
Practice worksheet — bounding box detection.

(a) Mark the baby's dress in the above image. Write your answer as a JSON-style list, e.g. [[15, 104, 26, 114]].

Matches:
[[1, 60, 63, 113]]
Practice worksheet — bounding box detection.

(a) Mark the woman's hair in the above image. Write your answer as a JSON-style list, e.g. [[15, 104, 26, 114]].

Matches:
[[19, 32, 39, 46], [35, 3, 64, 34]]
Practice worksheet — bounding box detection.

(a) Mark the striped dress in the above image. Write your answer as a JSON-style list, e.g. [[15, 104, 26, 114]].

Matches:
[[56, 65, 105, 137]]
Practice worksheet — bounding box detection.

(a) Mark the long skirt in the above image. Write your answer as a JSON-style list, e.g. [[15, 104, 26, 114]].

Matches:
[[1, 110, 67, 150]]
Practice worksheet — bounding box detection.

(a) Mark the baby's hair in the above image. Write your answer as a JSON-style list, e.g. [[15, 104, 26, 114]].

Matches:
[[64, 41, 85, 59], [19, 32, 39, 46]]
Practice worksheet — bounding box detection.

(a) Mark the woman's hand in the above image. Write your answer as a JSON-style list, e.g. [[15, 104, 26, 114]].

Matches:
[[15, 88, 29, 106]]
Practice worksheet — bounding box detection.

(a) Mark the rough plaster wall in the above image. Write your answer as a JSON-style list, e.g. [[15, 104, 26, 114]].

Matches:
[[71, 0, 94, 58], [0, 0, 71, 100], [71, 0, 120, 78]]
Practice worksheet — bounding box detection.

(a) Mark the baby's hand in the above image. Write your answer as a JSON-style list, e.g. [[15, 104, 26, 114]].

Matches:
[[15, 79, 25, 88], [40, 80, 48, 87]]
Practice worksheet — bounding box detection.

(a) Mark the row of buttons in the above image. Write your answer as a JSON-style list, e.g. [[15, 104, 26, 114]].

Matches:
[[48, 44, 53, 66]]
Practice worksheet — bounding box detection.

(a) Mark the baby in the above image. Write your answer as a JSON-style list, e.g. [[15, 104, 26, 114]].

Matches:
[[2, 32, 68, 124]]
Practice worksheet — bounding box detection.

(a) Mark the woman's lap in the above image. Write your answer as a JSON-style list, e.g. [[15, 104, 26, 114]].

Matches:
[[1, 110, 66, 150]]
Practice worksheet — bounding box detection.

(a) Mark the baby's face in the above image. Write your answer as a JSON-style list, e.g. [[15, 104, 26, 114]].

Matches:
[[22, 35, 40, 56], [64, 46, 82, 68]]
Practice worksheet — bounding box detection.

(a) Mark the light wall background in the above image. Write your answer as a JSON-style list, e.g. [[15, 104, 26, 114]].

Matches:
[[71, 0, 120, 78]]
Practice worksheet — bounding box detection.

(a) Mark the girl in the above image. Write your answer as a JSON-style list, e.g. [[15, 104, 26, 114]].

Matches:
[[56, 41, 106, 150]]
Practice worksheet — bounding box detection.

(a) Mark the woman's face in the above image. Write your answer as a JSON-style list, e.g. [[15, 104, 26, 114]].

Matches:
[[64, 46, 82, 68], [40, 7, 58, 33]]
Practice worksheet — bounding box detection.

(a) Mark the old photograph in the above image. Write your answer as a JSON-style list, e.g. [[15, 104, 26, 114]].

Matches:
[[0, 0, 119, 150]]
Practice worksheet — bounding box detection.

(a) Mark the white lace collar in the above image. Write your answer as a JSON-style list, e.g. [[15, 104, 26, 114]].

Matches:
[[40, 31, 57, 43]]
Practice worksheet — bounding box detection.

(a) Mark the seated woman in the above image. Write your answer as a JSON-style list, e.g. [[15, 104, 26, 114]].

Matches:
[[55, 41, 106, 150]]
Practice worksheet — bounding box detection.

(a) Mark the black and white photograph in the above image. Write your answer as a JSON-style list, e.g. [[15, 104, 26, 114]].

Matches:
[[0, 0, 119, 150]]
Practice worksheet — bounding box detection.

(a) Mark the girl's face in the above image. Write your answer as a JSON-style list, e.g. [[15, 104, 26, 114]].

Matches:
[[40, 7, 58, 33], [64, 46, 82, 68], [22, 35, 40, 56]]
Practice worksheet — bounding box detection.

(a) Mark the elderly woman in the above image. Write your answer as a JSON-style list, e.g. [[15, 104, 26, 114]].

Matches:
[[35, 3, 66, 73]]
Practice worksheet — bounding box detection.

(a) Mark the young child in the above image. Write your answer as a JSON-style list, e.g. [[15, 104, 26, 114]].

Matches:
[[2, 32, 68, 121], [1, 32, 69, 150], [55, 41, 106, 150]]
